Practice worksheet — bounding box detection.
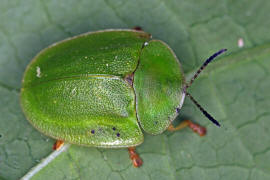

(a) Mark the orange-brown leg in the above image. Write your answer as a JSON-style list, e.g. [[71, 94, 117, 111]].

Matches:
[[53, 140, 64, 150], [167, 120, 206, 136], [128, 147, 143, 167]]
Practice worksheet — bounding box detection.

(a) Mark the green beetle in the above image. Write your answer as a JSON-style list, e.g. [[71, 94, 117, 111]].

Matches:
[[20, 29, 226, 167]]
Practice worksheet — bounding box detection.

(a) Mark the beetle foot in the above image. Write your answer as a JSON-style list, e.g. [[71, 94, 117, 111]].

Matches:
[[132, 26, 143, 31], [167, 120, 206, 136], [128, 147, 143, 167], [187, 120, 207, 136], [53, 140, 64, 150]]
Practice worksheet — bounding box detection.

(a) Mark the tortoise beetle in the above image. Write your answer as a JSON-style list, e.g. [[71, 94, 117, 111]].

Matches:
[[20, 29, 226, 167]]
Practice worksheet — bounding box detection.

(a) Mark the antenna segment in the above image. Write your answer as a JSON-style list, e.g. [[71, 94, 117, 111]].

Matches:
[[184, 49, 227, 127]]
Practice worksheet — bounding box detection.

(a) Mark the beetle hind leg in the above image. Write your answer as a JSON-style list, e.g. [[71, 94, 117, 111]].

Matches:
[[128, 147, 143, 167], [53, 140, 64, 150], [167, 120, 206, 136]]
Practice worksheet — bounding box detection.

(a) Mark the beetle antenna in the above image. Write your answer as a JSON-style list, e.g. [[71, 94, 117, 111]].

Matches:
[[185, 49, 227, 89], [184, 49, 227, 127], [185, 91, 220, 127]]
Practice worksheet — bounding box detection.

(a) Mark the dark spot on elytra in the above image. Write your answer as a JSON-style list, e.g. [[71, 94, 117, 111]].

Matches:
[[116, 133, 120, 137], [176, 108, 181, 113], [112, 127, 116, 131], [91, 130, 95, 134], [0, 134, 2, 138]]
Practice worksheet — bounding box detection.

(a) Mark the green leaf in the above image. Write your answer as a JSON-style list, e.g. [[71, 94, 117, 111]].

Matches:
[[0, 0, 270, 180]]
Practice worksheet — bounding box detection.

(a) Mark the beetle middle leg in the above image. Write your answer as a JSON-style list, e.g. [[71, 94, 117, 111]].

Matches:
[[128, 147, 143, 167], [167, 120, 206, 136], [53, 140, 64, 150]]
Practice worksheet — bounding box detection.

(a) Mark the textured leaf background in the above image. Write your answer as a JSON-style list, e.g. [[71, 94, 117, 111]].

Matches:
[[0, 0, 270, 179]]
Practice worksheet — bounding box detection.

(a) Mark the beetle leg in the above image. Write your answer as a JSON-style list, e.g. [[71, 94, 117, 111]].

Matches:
[[132, 26, 143, 31], [53, 140, 64, 150], [167, 120, 206, 136], [128, 147, 143, 167]]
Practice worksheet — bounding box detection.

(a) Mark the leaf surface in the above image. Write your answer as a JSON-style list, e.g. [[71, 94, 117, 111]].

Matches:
[[0, 0, 270, 179]]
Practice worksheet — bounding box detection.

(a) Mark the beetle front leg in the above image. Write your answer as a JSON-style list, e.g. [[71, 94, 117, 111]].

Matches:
[[132, 26, 143, 31], [167, 120, 206, 136], [53, 140, 64, 150], [128, 147, 143, 167]]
